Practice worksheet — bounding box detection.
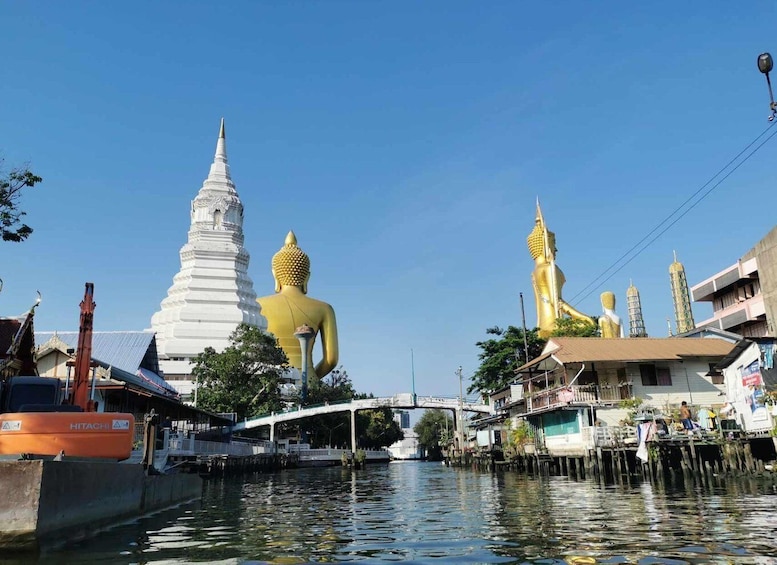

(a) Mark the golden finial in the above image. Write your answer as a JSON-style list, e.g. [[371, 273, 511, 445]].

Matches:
[[285, 230, 297, 246], [669, 250, 684, 273], [272, 230, 310, 292]]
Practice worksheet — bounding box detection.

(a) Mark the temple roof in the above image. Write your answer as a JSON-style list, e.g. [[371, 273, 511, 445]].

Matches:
[[0, 312, 36, 375], [35, 331, 178, 398]]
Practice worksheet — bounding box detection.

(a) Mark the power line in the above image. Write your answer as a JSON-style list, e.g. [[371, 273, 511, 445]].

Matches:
[[570, 122, 777, 307]]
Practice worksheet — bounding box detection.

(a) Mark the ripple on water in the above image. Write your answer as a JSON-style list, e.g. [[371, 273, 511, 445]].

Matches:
[[34, 464, 777, 564]]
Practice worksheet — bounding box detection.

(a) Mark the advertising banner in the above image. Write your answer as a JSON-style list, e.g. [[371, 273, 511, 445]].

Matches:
[[741, 359, 762, 387]]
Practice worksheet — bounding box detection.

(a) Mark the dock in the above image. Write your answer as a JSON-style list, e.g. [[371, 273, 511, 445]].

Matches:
[[471, 434, 777, 484]]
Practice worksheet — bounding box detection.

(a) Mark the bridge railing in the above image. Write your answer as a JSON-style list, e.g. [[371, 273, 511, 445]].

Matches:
[[235, 394, 492, 430]]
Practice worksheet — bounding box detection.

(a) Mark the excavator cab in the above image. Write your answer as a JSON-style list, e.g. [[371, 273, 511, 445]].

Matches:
[[0, 376, 73, 413]]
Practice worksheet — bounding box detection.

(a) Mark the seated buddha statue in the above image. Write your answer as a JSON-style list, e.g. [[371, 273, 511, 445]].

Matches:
[[257, 231, 339, 380], [598, 291, 624, 338], [528, 201, 595, 338]]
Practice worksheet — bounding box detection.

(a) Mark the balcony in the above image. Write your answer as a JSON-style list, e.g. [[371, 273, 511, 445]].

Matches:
[[524, 383, 630, 415]]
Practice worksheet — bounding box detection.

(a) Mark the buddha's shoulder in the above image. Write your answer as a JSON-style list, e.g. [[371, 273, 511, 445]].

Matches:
[[304, 295, 336, 312], [257, 293, 334, 311]]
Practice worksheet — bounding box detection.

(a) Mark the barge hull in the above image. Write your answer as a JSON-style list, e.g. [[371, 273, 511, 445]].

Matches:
[[0, 460, 201, 550]]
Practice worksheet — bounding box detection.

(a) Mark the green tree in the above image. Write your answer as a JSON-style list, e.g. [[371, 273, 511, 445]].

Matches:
[[306, 366, 355, 405], [550, 317, 599, 337], [356, 407, 404, 449], [192, 323, 288, 420], [469, 326, 545, 396], [1, 161, 42, 242], [414, 409, 454, 458]]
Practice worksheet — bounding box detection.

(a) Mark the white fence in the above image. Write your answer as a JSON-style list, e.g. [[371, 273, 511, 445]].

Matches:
[[168, 435, 277, 456]]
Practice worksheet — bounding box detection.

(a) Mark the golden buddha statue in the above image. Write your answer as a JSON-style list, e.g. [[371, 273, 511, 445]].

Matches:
[[257, 231, 339, 380], [598, 291, 624, 338], [528, 201, 595, 338]]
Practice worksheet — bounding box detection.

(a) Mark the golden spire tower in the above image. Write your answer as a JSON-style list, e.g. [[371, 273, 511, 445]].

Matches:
[[669, 251, 695, 334], [626, 280, 648, 337]]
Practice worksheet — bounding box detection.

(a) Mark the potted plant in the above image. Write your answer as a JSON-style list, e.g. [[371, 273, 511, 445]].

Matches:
[[510, 420, 536, 455]]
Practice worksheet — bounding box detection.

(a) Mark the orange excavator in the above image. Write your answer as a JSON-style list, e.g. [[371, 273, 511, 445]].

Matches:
[[0, 283, 135, 460]]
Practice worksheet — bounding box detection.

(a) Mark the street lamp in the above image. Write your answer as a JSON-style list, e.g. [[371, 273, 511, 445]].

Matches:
[[456, 366, 464, 455], [757, 52, 777, 121], [294, 324, 315, 404]]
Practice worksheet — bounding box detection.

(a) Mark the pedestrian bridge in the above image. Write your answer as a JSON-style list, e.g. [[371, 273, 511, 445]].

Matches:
[[232, 393, 491, 451]]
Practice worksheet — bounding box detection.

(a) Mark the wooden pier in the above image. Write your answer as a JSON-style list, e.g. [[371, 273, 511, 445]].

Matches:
[[169, 452, 297, 476], [473, 436, 777, 483]]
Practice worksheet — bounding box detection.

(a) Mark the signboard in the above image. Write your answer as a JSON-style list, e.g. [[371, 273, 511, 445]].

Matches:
[[741, 360, 762, 387]]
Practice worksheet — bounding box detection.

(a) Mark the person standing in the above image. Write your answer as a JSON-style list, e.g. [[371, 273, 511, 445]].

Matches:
[[680, 401, 693, 432]]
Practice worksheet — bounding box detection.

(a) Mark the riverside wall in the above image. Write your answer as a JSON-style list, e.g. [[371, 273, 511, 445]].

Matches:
[[0, 460, 202, 551]]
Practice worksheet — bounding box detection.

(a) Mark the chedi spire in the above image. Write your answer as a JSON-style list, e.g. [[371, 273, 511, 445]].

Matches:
[[669, 251, 695, 334]]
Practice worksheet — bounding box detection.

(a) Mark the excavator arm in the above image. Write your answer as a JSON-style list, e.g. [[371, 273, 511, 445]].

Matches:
[[71, 283, 96, 411]]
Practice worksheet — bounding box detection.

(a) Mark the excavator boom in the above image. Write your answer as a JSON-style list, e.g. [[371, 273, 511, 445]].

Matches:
[[71, 283, 95, 411]]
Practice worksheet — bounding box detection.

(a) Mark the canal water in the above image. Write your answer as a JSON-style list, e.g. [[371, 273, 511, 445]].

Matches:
[[13, 462, 777, 564]]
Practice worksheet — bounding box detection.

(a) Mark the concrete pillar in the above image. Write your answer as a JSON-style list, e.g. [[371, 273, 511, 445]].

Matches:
[[351, 409, 357, 454], [269, 421, 275, 443], [455, 407, 463, 454]]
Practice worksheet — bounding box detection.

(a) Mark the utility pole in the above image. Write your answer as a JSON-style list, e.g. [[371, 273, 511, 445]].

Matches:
[[411, 348, 417, 405], [520, 292, 529, 364], [456, 366, 464, 456]]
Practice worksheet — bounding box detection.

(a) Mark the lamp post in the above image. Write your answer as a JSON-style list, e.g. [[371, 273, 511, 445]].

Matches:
[[456, 366, 464, 456], [64, 348, 75, 403], [519, 292, 529, 364], [757, 52, 777, 121], [294, 324, 315, 404]]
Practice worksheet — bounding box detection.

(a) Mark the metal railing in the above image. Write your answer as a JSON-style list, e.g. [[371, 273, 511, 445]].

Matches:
[[525, 384, 632, 414], [168, 435, 277, 456], [589, 425, 637, 448]]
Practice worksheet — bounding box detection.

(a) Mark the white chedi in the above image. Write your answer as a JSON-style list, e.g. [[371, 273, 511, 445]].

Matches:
[[150, 120, 267, 399]]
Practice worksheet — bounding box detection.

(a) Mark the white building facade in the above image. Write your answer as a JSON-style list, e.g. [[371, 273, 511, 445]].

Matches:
[[150, 120, 267, 400]]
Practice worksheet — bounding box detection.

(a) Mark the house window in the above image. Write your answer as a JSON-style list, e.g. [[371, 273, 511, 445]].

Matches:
[[640, 364, 672, 386], [639, 364, 657, 386], [708, 363, 724, 385]]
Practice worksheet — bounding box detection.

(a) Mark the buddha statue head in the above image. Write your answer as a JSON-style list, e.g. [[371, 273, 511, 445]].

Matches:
[[527, 209, 556, 261], [271, 231, 310, 293], [600, 291, 616, 311]]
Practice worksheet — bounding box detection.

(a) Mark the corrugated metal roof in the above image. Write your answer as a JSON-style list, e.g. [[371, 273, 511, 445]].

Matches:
[[35, 331, 179, 398], [36, 331, 154, 373], [515, 351, 555, 373], [540, 337, 736, 363]]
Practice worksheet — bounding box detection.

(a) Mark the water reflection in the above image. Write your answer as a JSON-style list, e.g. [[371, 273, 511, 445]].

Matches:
[[10, 462, 777, 564]]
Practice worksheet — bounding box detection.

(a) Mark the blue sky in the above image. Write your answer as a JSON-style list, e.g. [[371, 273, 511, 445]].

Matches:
[[3, 2, 777, 399]]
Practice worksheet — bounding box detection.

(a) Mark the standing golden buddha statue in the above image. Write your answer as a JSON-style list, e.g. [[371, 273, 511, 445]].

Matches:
[[527, 201, 595, 338], [257, 231, 339, 380], [598, 291, 624, 338]]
